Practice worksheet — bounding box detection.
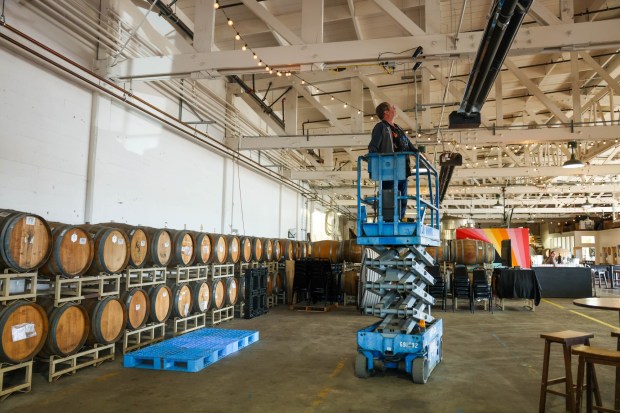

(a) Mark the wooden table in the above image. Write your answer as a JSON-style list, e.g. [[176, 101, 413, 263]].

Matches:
[[573, 297, 620, 409], [573, 297, 620, 324]]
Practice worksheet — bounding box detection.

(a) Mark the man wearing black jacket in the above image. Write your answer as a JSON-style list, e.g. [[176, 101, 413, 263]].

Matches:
[[368, 102, 419, 221]]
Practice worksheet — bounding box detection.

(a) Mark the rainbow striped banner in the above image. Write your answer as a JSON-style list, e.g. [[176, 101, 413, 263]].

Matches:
[[456, 228, 531, 268]]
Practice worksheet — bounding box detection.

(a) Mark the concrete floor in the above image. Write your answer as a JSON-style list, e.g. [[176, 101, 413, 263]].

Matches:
[[3, 289, 620, 413]]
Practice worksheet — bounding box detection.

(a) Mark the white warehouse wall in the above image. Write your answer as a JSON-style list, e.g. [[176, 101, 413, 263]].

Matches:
[[0, 4, 313, 239]]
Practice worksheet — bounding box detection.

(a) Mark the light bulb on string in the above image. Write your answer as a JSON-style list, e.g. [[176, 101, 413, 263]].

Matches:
[[301, 80, 305, 85], [277, 71, 282, 77], [214, 1, 220, 9], [269, 69, 273, 74], [252, 53, 258, 60], [358, 110, 361, 114], [227, 18, 233, 26], [242, 44, 247, 51], [330, 96, 334, 101], [235, 33, 241, 41], [344, 103, 348, 108], [265, 66, 270, 71], [258, 60, 263, 66]]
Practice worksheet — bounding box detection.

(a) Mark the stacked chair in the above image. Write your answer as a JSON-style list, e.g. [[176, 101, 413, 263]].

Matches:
[[427, 265, 448, 311], [472, 267, 493, 313], [452, 264, 472, 313]]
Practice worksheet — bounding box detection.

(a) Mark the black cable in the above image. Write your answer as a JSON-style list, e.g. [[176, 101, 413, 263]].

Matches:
[[1, 0, 5, 25], [377, 47, 416, 60]]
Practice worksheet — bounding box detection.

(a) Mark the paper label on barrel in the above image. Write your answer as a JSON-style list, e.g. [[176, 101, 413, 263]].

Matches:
[[135, 304, 141, 311], [112, 235, 118, 243], [184, 303, 189, 316], [181, 291, 186, 296], [202, 300, 207, 310], [11, 323, 36, 342], [140, 240, 146, 247], [117, 238, 124, 245], [202, 246, 209, 252], [25, 216, 36, 225], [162, 292, 167, 297], [79, 237, 87, 245], [71, 233, 78, 243], [164, 242, 170, 248]]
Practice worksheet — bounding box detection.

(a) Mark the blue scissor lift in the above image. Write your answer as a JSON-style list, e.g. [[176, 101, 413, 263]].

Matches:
[[355, 152, 443, 383]]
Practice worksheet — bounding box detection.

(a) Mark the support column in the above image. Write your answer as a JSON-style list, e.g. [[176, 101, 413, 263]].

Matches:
[[421, 1, 440, 130]]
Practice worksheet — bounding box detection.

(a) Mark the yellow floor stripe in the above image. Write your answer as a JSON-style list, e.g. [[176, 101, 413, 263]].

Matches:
[[541, 298, 565, 309], [305, 357, 346, 412], [569, 310, 617, 329], [329, 359, 345, 378], [543, 298, 617, 329]]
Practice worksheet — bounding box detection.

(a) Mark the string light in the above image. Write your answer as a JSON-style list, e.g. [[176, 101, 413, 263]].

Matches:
[[235, 33, 241, 41], [253, 53, 258, 60], [214, 1, 220, 9], [258, 60, 263, 66], [227, 18, 233, 26], [242, 44, 247, 51]]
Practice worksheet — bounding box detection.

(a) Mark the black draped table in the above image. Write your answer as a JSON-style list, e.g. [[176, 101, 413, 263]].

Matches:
[[493, 268, 542, 311]]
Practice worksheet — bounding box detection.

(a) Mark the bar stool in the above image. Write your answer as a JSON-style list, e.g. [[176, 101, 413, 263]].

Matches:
[[539, 330, 595, 413], [572, 345, 614, 412]]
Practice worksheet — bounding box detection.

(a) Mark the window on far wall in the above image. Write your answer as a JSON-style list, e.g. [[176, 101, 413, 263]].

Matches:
[[581, 235, 596, 244]]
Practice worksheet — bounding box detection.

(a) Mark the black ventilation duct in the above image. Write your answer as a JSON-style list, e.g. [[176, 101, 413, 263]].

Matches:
[[449, 0, 533, 129]]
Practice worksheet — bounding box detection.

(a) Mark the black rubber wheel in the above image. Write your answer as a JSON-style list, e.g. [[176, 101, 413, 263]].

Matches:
[[412, 357, 430, 384], [354, 353, 370, 378]]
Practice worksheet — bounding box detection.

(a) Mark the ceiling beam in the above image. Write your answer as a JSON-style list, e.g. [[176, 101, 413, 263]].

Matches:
[[290, 164, 620, 180], [110, 20, 620, 79], [239, 125, 620, 149], [372, 0, 425, 36], [292, 83, 348, 132], [241, 0, 304, 45]]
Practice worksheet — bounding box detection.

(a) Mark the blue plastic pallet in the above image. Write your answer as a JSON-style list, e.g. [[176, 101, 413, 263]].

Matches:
[[123, 328, 259, 372]]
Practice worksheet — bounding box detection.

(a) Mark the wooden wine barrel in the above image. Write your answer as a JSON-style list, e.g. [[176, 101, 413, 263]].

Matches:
[[225, 277, 239, 306], [211, 279, 226, 310], [237, 275, 246, 303], [189, 231, 212, 265], [273, 271, 285, 293], [266, 273, 274, 296], [83, 297, 126, 345], [0, 209, 52, 272], [122, 288, 150, 330], [39, 223, 94, 277], [293, 241, 301, 260], [80, 225, 129, 275], [342, 270, 359, 296], [38, 298, 89, 357], [0, 300, 48, 363], [305, 241, 312, 258], [342, 239, 363, 263], [425, 240, 451, 263], [207, 234, 228, 264], [190, 280, 211, 313], [142, 227, 172, 267], [271, 239, 281, 261], [249, 237, 263, 262], [282, 240, 295, 260], [264, 238, 274, 262], [227, 235, 241, 264], [101, 223, 148, 268], [311, 240, 343, 263], [169, 283, 193, 318], [450, 239, 495, 265], [146, 284, 172, 323], [168, 230, 194, 267], [240, 237, 252, 263]]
